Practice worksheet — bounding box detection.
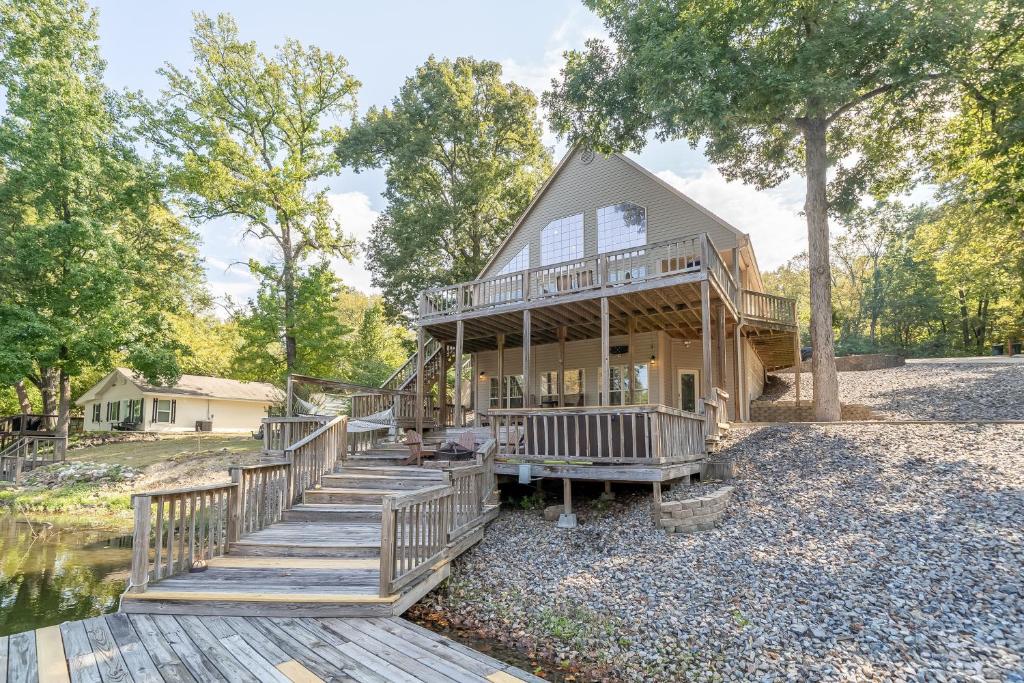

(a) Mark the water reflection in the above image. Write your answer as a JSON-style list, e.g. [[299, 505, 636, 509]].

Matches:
[[0, 515, 132, 635]]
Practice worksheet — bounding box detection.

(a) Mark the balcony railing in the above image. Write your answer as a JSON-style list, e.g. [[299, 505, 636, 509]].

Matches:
[[420, 233, 732, 319], [741, 290, 797, 325]]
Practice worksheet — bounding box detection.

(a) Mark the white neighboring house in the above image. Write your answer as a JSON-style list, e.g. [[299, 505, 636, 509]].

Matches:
[[76, 368, 282, 433]]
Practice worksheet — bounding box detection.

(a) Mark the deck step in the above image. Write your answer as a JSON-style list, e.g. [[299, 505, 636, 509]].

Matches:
[[305, 487, 406, 505], [321, 473, 444, 490], [282, 503, 382, 523], [335, 465, 447, 478], [230, 521, 381, 558]]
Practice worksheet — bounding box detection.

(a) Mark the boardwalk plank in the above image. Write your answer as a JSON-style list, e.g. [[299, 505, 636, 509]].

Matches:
[[35, 625, 70, 683], [173, 616, 262, 683], [124, 615, 196, 683], [243, 617, 352, 683], [148, 616, 227, 683], [59, 622, 100, 683], [218, 635, 290, 683], [339, 619, 487, 683], [103, 615, 161, 683], [275, 660, 324, 683], [259, 618, 388, 683], [219, 619, 290, 666], [82, 616, 133, 683], [6, 631, 36, 683]]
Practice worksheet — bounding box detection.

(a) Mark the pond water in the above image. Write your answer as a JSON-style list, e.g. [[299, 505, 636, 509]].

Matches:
[[0, 514, 133, 636]]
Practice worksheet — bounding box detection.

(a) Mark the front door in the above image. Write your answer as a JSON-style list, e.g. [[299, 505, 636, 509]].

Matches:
[[677, 369, 699, 413]]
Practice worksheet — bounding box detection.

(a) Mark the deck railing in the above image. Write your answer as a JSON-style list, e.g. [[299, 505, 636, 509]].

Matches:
[[742, 290, 797, 325], [488, 404, 706, 464], [0, 435, 66, 482], [378, 438, 497, 596], [129, 415, 347, 593], [420, 233, 727, 319], [382, 337, 441, 391], [262, 416, 330, 454]]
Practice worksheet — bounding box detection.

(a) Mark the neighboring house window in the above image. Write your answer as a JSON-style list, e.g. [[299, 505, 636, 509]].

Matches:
[[497, 245, 529, 274], [91, 403, 101, 422], [488, 375, 524, 409], [124, 399, 142, 423], [152, 398, 176, 423], [105, 401, 120, 422], [540, 213, 583, 265], [598, 202, 646, 253], [609, 364, 649, 405]]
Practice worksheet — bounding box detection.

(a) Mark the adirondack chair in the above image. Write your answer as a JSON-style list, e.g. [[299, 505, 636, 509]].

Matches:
[[404, 429, 423, 465]]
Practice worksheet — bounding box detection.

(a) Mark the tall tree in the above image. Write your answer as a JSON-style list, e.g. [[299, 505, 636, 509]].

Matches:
[[338, 56, 552, 316], [545, 0, 1004, 419], [0, 0, 201, 449], [148, 13, 359, 372]]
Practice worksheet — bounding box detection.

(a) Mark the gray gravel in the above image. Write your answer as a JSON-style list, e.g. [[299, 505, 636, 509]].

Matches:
[[422, 423, 1024, 681], [770, 360, 1024, 420]]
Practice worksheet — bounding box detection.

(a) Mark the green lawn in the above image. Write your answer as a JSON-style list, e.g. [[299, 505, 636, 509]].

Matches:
[[68, 433, 263, 469]]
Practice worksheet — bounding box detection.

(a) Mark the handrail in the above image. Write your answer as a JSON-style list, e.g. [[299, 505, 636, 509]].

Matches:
[[742, 289, 797, 325]]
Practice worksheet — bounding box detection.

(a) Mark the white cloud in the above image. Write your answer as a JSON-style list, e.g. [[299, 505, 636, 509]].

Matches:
[[500, 6, 607, 152], [327, 191, 380, 294], [655, 168, 807, 270]]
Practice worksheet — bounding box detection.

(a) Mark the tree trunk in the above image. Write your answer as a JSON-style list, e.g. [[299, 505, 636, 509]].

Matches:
[[14, 380, 32, 415], [957, 289, 971, 348], [35, 366, 59, 430], [55, 369, 71, 458], [803, 120, 840, 421]]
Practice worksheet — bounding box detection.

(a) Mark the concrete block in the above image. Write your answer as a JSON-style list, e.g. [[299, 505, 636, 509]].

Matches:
[[661, 501, 682, 513], [556, 513, 577, 529]]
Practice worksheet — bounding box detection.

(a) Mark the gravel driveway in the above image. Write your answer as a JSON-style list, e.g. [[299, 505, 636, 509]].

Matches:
[[769, 360, 1024, 420], [422, 423, 1024, 681]]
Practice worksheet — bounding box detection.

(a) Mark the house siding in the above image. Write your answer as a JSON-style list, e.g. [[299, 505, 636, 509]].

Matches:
[[481, 148, 743, 279]]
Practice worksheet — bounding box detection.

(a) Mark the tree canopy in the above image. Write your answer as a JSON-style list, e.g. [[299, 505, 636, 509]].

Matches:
[[338, 56, 552, 316]]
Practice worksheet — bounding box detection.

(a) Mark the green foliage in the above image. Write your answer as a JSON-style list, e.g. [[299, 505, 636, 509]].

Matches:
[[148, 13, 360, 370], [168, 312, 242, 378], [338, 56, 552, 316], [0, 0, 201, 409]]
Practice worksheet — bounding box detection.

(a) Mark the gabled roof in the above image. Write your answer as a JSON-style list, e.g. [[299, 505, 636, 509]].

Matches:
[[75, 368, 282, 405], [476, 144, 748, 278]]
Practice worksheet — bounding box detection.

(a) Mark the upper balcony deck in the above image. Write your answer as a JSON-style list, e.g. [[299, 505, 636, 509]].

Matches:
[[417, 232, 796, 330]]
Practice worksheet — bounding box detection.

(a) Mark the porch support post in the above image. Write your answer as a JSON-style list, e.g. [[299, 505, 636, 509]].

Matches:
[[701, 279, 713, 399], [627, 317, 635, 404], [497, 334, 505, 409], [454, 320, 464, 427], [557, 477, 577, 528], [439, 341, 449, 428], [600, 297, 610, 406], [601, 480, 615, 501], [416, 326, 426, 435], [716, 305, 727, 397], [470, 352, 478, 426], [652, 481, 663, 526], [793, 331, 802, 407], [523, 310, 532, 409], [557, 327, 566, 407], [732, 324, 743, 421]]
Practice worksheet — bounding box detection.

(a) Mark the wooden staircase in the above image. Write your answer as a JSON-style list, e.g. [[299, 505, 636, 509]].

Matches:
[[121, 419, 498, 620]]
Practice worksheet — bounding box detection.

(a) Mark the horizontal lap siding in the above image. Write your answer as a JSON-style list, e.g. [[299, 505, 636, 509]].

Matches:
[[482, 149, 742, 278]]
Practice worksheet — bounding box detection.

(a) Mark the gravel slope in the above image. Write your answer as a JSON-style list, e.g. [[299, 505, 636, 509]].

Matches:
[[422, 424, 1024, 681], [769, 361, 1024, 420]]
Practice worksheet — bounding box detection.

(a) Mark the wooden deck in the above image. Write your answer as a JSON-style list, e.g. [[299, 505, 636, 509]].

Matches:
[[0, 613, 545, 682]]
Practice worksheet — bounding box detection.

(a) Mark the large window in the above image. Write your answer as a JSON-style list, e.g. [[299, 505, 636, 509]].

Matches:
[[497, 245, 529, 274], [540, 214, 583, 265], [598, 202, 646, 253], [91, 403, 101, 422], [488, 375, 524, 409], [123, 399, 143, 423], [153, 398, 176, 423], [538, 368, 585, 406], [105, 401, 120, 422], [609, 364, 649, 405]]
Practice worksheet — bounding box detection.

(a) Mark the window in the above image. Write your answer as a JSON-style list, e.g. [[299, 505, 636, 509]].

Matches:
[[540, 214, 583, 265], [609, 364, 649, 405], [153, 398, 175, 423], [497, 245, 529, 275], [123, 399, 142, 423], [678, 370, 699, 413], [564, 369, 585, 406], [488, 375, 524, 409], [91, 403, 101, 422], [105, 401, 120, 422], [598, 202, 646, 253]]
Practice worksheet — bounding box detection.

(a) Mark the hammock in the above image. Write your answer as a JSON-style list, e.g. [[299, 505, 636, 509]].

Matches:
[[347, 406, 396, 433]]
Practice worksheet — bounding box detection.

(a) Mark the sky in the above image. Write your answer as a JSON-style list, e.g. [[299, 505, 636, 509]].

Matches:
[[92, 0, 814, 307]]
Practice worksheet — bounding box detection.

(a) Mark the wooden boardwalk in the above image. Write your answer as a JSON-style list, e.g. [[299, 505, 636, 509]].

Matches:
[[0, 613, 544, 682]]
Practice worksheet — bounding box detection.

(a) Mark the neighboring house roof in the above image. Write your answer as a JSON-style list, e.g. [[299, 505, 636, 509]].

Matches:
[[75, 368, 282, 406], [476, 144, 748, 279]]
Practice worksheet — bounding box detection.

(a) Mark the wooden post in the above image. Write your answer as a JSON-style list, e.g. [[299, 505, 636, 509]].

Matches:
[[563, 478, 572, 515], [378, 496, 395, 596], [454, 320, 465, 427], [793, 332, 802, 407], [227, 468, 242, 542], [439, 342, 450, 427], [557, 326, 566, 407], [416, 327, 426, 435], [600, 297, 610, 406], [652, 481, 663, 525], [733, 324, 744, 421], [716, 305, 727, 396], [701, 279, 713, 399], [627, 316, 635, 404], [470, 352, 479, 426], [129, 495, 152, 593], [497, 334, 505, 409], [523, 310, 532, 409]]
